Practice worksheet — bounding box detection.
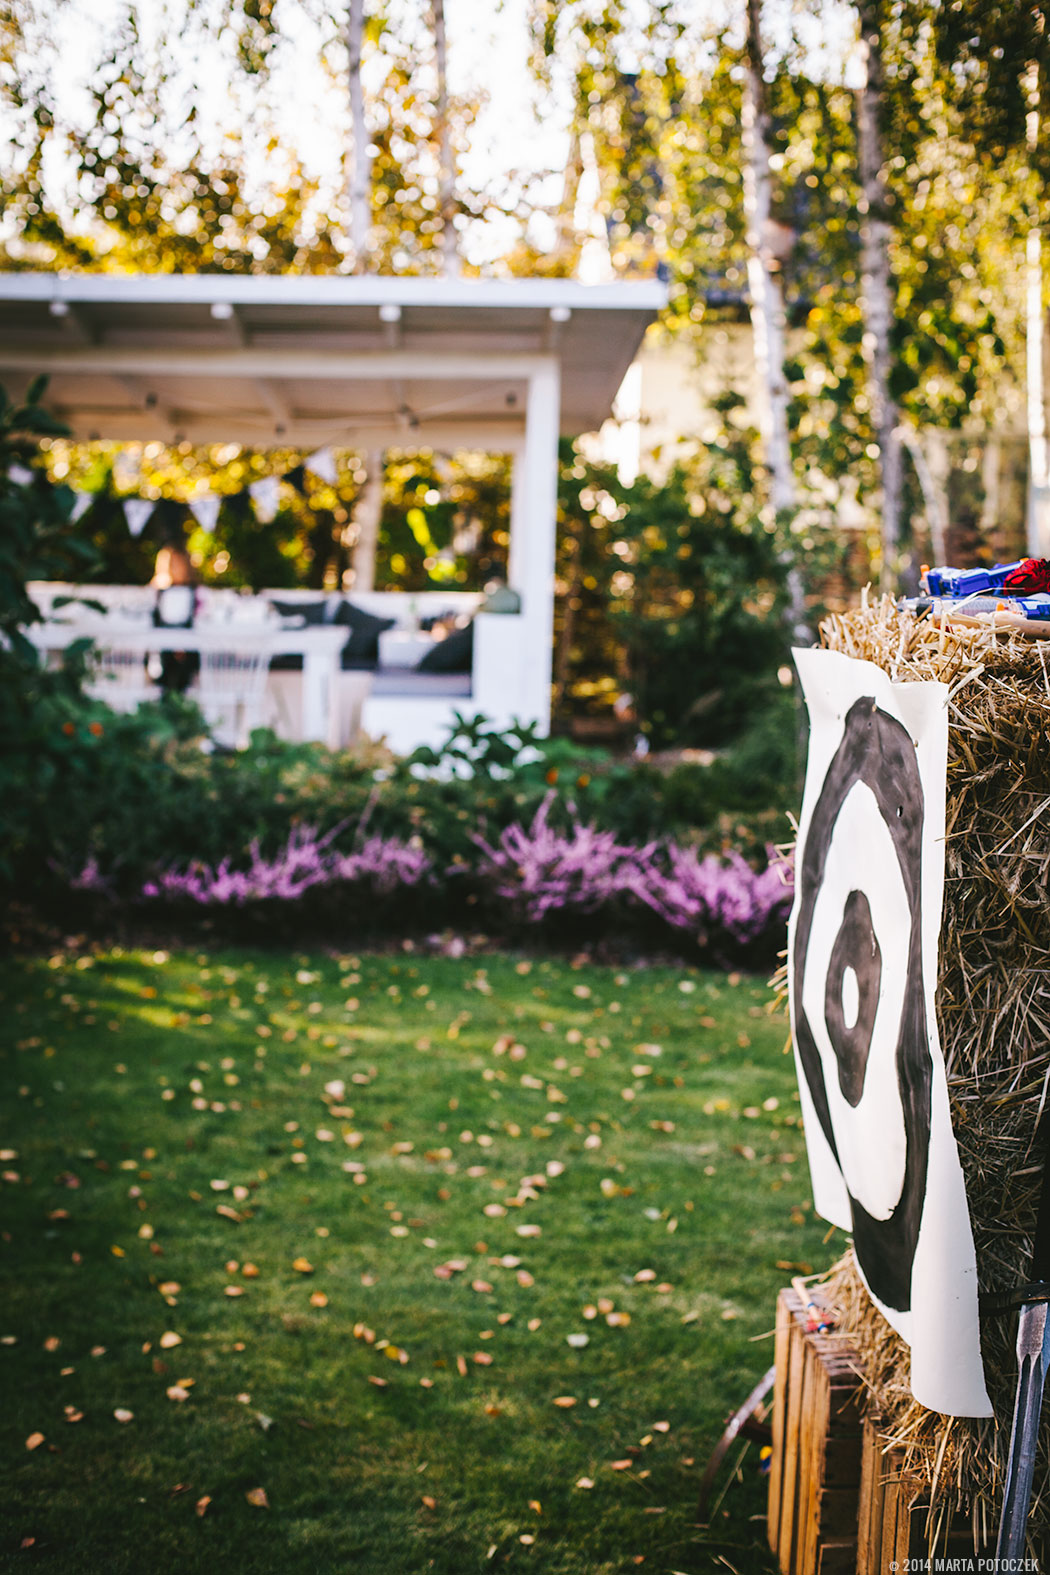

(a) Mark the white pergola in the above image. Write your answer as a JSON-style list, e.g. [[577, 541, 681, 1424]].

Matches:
[[0, 272, 665, 740]]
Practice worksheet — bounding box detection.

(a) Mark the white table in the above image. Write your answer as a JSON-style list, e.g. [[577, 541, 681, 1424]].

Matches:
[[29, 620, 349, 747]]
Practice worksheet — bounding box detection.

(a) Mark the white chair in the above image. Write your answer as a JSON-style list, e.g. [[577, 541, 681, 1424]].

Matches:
[[85, 648, 162, 713], [194, 645, 273, 748]]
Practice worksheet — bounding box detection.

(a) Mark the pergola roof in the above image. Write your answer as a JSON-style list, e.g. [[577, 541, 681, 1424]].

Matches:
[[0, 273, 666, 450]]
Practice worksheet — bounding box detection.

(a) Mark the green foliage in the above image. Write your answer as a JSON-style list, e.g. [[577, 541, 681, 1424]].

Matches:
[[554, 428, 801, 750], [0, 0, 491, 277]]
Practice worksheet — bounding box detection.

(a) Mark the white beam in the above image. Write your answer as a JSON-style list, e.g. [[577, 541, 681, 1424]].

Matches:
[[2, 271, 667, 313], [1, 346, 555, 381], [48, 300, 97, 345], [48, 408, 527, 451], [255, 379, 293, 430], [116, 375, 179, 434]]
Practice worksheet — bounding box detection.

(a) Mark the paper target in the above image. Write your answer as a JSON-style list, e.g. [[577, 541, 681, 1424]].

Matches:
[[789, 648, 990, 1418]]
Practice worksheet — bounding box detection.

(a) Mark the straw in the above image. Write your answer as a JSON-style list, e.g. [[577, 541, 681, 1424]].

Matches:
[[809, 599, 1050, 1553]]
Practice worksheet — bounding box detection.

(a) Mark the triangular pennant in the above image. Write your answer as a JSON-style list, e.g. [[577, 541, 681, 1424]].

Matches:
[[8, 463, 34, 486], [70, 492, 94, 524], [305, 446, 338, 485], [123, 498, 155, 537], [188, 494, 222, 533], [248, 476, 281, 523]]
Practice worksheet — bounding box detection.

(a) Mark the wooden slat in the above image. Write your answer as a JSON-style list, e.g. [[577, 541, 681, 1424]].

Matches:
[[768, 1290, 794, 1554], [801, 1340, 834, 1575], [767, 1288, 864, 1575], [856, 1418, 884, 1575], [778, 1306, 808, 1574]]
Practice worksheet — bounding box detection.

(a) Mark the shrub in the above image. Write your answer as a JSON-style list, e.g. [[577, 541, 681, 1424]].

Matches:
[[473, 797, 792, 955]]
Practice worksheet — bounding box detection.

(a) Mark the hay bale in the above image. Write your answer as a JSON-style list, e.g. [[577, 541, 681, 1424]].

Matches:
[[814, 596, 1050, 1554]]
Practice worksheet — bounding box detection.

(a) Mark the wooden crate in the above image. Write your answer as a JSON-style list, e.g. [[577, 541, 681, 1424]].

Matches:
[[767, 1287, 864, 1575], [856, 1417, 986, 1573]]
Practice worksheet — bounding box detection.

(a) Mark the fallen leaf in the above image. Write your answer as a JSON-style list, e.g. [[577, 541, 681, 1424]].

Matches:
[[552, 1396, 577, 1408], [609, 1459, 633, 1471], [471, 1279, 493, 1294], [245, 1487, 270, 1509], [575, 1476, 594, 1489], [421, 1495, 437, 1509], [159, 1331, 182, 1349], [25, 1432, 45, 1451], [224, 1285, 245, 1298], [113, 1408, 134, 1423], [368, 1376, 388, 1388], [566, 1333, 589, 1348], [242, 1262, 260, 1278], [309, 1292, 328, 1307], [292, 1257, 314, 1274], [166, 1385, 191, 1402], [195, 1496, 211, 1517]]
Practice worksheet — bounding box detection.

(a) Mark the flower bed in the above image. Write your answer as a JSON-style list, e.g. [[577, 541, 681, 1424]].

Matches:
[[67, 800, 793, 962]]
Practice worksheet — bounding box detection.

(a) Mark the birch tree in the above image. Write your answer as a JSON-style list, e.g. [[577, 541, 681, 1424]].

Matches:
[[742, 0, 809, 642], [1024, 60, 1050, 555], [742, 0, 795, 521], [930, 1, 1050, 557], [431, 0, 458, 278], [347, 0, 371, 270], [346, 0, 385, 591], [854, 0, 902, 590]]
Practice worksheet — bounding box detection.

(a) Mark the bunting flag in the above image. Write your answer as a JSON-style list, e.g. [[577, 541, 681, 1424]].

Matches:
[[123, 498, 156, 537], [283, 464, 308, 497], [248, 476, 280, 523], [188, 494, 222, 532], [8, 463, 34, 486], [77, 450, 348, 534], [305, 446, 338, 485]]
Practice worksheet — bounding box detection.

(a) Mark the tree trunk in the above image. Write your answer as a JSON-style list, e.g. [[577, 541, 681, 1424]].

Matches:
[[979, 434, 1002, 547], [1025, 68, 1050, 554], [346, 2, 383, 592], [556, 127, 583, 266], [349, 447, 384, 592], [897, 424, 948, 567], [553, 526, 582, 714], [742, 0, 794, 517], [741, 0, 808, 642], [855, 0, 901, 590], [431, 0, 458, 277], [347, 0, 371, 271]]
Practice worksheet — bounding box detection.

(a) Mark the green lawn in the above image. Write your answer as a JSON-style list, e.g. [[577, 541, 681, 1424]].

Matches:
[[0, 947, 835, 1574]]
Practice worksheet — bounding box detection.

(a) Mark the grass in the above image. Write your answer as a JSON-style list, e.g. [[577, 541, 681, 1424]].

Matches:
[[0, 946, 836, 1574]]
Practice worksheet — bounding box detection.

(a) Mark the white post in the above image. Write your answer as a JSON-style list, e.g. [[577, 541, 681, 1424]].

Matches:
[[507, 437, 528, 591], [510, 359, 560, 735]]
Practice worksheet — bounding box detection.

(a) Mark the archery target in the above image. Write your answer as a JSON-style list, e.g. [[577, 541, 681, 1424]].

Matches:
[[789, 648, 990, 1418]]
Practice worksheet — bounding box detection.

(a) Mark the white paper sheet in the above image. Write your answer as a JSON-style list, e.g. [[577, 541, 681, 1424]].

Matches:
[[789, 647, 990, 1417]]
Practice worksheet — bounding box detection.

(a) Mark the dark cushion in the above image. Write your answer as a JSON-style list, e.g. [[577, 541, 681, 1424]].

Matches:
[[416, 620, 474, 674], [270, 598, 327, 625], [334, 599, 396, 669]]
